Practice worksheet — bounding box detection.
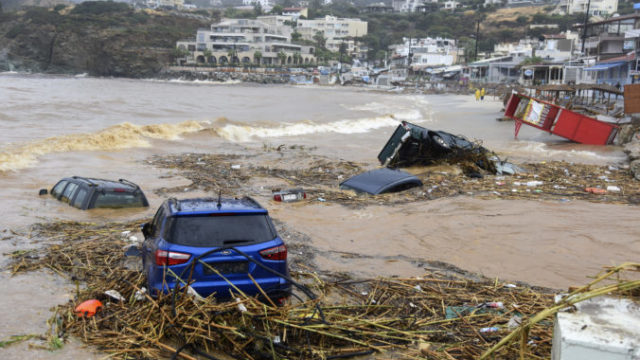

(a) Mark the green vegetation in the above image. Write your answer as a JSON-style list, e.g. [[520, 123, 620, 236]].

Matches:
[[0, 2, 210, 76], [70, 1, 131, 15], [520, 56, 545, 65]]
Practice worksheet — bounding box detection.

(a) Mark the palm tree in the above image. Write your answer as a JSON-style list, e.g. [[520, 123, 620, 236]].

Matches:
[[227, 49, 238, 65], [203, 49, 213, 64], [253, 50, 262, 66], [277, 51, 287, 66]]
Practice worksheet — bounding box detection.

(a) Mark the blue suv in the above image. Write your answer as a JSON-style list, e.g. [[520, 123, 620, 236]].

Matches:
[[141, 197, 291, 303]]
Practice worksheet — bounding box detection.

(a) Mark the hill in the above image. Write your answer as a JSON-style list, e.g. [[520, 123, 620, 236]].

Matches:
[[0, 2, 212, 77]]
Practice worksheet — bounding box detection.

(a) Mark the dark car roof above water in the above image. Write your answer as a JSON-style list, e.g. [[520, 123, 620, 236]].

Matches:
[[168, 197, 267, 215], [65, 176, 140, 191], [340, 168, 423, 195]]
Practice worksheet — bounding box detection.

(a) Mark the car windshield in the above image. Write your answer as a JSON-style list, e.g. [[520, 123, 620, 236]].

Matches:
[[93, 191, 146, 208], [166, 214, 277, 247]]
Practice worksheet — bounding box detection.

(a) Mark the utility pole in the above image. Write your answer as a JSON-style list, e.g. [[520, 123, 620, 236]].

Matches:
[[581, 0, 592, 54], [474, 19, 480, 61]]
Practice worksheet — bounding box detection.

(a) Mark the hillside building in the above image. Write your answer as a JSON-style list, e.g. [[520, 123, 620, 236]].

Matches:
[[242, 0, 274, 12], [282, 7, 308, 19], [296, 16, 367, 55], [176, 18, 315, 66], [390, 37, 461, 70], [562, 0, 618, 15]]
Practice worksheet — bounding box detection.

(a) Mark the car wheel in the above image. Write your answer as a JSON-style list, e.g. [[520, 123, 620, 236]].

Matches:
[[431, 134, 450, 150]]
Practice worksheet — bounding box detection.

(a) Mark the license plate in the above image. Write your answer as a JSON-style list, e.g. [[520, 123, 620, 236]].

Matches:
[[283, 193, 299, 201], [203, 261, 248, 275]]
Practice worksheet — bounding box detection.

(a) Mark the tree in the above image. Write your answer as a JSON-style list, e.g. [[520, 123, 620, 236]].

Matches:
[[277, 51, 287, 65], [253, 50, 262, 65], [291, 31, 302, 42], [253, 2, 262, 17], [203, 49, 213, 63], [270, 4, 283, 14], [338, 42, 347, 63], [520, 56, 544, 66], [313, 31, 326, 49], [516, 15, 528, 26], [227, 48, 238, 64], [375, 50, 386, 66], [171, 47, 191, 63]]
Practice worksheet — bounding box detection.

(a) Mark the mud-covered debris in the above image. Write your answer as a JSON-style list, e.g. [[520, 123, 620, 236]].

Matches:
[[378, 121, 500, 175]]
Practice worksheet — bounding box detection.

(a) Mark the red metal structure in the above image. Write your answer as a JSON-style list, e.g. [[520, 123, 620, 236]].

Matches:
[[504, 92, 619, 145]]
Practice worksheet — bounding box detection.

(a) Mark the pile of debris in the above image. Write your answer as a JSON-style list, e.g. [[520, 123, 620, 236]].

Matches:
[[147, 151, 640, 207], [7, 222, 640, 360], [7, 220, 561, 360]]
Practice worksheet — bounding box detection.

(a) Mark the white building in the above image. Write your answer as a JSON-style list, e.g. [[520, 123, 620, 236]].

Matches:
[[296, 16, 368, 55], [483, 0, 502, 6], [144, 0, 184, 9], [257, 15, 296, 28], [390, 37, 461, 69], [282, 7, 308, 19], [392, 0, 439, 12], [176, 18, 315, 66], [242, 0, 274, 12], [491, 38, 535, 58], [564, 0, 618, 15], [442, 0, 461, 10]]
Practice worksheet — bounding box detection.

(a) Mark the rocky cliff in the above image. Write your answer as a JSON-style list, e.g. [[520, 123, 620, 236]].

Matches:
[[0, 2, 211, 77]]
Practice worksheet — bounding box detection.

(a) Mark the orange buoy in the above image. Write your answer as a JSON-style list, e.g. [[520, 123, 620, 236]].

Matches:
[[75, 299, 103, 318]]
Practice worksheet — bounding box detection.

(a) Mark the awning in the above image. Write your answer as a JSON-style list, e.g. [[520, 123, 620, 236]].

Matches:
[[583, 61, 628, 71]]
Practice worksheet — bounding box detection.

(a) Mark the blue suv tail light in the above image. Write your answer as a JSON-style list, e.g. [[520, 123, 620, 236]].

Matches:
[[155, 249, 191, 266], [259, 244, 287, 261]]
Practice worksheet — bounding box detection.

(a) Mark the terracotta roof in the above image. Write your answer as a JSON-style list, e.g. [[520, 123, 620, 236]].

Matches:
[[600, 52, 636, 63]]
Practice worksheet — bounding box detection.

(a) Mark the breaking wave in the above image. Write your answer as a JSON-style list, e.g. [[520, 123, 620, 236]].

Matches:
[[215, 115, 402, 142], [503, 141, 627, 164], [0, 121, 204, 172]]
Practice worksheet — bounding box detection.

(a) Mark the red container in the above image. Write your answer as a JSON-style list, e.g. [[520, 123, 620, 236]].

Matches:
[[504, 93, 618, 145]]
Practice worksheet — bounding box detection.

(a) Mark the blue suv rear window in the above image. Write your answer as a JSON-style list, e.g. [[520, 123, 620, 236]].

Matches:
[[165, 214, 277, 247]]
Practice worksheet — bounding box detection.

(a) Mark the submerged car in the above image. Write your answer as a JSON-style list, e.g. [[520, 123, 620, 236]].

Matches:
[[41, 176, 149, 210], [141, 197, 291, 302], [340, 168, 422, 195], [378, 121, 493, 171]]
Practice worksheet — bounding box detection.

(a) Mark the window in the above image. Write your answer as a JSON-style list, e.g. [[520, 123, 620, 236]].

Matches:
[[93, 192, 147, 209], [51, 181, 68, 198], [72, 188, 88, 209], [60, 183, 78, 203], [166, 214, 277, 247], [150, 208, 165, 237]]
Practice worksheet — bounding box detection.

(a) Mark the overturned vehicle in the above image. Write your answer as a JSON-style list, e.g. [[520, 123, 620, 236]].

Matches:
[[377, 121, 522, 176], [340, 121, 522, 195]]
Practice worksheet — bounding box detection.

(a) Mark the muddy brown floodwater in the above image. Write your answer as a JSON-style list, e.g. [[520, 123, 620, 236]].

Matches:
[[1, 75, 638, 358], [269, 198, 640, 289]]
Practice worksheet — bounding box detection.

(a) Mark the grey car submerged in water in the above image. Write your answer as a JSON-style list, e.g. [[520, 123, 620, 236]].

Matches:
[[42, 176, 149, 210]]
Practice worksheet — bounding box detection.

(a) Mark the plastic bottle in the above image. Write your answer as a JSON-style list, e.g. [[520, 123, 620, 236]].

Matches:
[[480, 327, 499, 333]]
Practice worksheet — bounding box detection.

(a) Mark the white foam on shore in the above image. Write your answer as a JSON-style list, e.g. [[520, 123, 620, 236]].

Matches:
[[215, 115, 402, 142], [503, 141, 627, 163]]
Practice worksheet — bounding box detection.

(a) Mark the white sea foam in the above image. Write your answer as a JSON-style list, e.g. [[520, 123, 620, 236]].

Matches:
[[504, 141, 626, 163], [0, 120, 205, 172], [215, 116, 401, 142]]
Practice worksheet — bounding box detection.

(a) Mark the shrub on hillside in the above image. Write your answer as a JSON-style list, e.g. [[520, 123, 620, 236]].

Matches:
[[70, 1, 131, 15]]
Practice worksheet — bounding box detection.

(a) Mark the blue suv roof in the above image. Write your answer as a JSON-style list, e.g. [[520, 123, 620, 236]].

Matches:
[[168, 197, 267, 216]]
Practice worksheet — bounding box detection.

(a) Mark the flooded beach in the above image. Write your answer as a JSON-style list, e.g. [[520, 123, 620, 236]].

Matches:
[[1, 73, 638, 357]]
